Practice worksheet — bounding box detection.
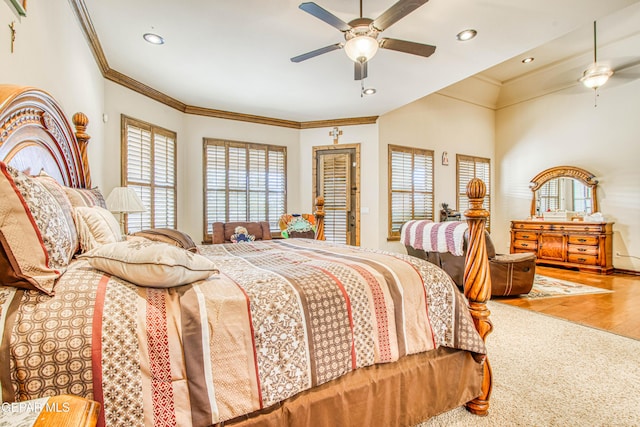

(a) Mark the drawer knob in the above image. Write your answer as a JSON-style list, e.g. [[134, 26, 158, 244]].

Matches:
[[521, 243, 529, 247], [578, 248, 587, 252], [522, 235, 530, 239], [578, 238, 587, 242], [577, 258, 586, 262]]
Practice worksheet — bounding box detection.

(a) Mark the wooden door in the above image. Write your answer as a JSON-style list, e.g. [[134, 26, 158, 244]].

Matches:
[[313, 145, 360, 245]]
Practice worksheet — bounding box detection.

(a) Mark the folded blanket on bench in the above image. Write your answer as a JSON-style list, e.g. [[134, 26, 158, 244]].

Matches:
[[401, 220, 468, 256]]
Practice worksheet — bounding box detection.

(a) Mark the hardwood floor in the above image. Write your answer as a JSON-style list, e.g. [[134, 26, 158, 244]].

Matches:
[[495, 265, 640, 340]]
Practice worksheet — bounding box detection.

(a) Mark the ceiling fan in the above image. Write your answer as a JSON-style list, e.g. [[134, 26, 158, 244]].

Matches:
[[579, 21, 614, 90], [290, 0, 436, 80]]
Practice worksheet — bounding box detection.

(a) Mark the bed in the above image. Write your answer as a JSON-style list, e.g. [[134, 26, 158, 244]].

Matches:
[[0, 85, 493, 427]]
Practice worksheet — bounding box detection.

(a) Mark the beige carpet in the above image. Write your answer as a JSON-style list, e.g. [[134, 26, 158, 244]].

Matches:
[[419, 301, 640, 427]]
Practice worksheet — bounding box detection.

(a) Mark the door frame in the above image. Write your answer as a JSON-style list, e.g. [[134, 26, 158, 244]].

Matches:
[[312, 143, 361, 246]]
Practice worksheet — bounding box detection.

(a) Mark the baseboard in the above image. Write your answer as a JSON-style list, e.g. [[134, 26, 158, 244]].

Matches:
[[614, 268, 640, 276]]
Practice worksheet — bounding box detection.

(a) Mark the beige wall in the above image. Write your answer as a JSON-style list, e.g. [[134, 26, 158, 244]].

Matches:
[[103, 82, 301, 242], [494, 79, 640, 271], [378, 93, 495, 253], [299, 124, 380, 248]]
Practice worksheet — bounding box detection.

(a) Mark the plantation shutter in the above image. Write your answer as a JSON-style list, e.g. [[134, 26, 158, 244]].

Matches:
[[388, 145, 434, 238], [123, 116, 176, 233], [319, 153, 350, 244], [538, 179, 560, 214], [457, 154, 491, 230], [204, 139, 286, 242]]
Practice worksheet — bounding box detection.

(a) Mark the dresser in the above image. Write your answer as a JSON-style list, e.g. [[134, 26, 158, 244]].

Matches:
[[510, 220, 614, 274]]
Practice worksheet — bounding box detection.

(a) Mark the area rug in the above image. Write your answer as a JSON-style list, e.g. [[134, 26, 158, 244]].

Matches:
[[418, 301, 640, 426], [524, 274, 613, 299]]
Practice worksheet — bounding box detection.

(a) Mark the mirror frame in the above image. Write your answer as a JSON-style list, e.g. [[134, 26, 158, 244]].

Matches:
[[529, 166, 599, 217]]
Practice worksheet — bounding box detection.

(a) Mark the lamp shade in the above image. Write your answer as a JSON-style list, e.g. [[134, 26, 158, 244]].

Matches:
[[344, 36, 379, 63], [105, 187, 146, 213]]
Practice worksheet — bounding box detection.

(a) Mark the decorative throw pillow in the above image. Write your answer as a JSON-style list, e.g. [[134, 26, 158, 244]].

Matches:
[[0, 162, 63, 295], [34, 173, 79, 255], [230, 226, 255, 243], [79, 239, 219, 288], [131, 228, 199, 253], [74, 206, 123, 252], [63, 186, 107, 209]]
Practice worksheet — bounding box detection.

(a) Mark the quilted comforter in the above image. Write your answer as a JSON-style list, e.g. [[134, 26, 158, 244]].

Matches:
[[0, 239, 485, 427]]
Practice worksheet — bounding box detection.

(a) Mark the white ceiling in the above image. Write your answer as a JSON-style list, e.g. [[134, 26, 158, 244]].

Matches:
[[82, 0, 640, 122]]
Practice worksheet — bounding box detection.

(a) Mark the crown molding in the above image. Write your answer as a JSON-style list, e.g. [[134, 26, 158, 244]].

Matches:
[[68, 0, 376, 130], [300, 116, 378, 129]]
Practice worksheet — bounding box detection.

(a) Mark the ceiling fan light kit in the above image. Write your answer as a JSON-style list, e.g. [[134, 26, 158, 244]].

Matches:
[[344, 35, 379, 63], [580, 64, 613, 89]]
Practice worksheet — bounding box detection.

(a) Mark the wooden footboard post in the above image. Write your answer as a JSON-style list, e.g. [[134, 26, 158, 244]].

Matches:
[[72, 112, 91, 188], [463, 178, 493, 416], [314, 195, 326, 241]]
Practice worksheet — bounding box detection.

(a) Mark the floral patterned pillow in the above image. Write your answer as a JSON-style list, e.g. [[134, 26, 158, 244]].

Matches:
[[0, 163, 71, 294]]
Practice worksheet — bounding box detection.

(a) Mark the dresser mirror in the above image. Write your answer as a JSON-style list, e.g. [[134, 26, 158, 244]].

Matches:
[[529, 166, 599, 217]]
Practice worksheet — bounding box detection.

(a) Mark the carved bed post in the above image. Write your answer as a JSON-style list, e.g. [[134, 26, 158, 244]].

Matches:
[[463, 178, 493, 416], [314, 195, 326, 241], [72, 112, 91, 188]]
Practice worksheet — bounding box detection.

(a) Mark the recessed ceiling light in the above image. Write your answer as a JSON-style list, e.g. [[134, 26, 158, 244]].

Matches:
[[456, 29, 477, 42], [522, 57, 534, 63], [143, 33, 165, 45], [362, 87, 376, 96]]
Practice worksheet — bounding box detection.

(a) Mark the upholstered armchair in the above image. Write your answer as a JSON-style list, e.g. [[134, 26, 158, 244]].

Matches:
[[404, 226, 536, 296]]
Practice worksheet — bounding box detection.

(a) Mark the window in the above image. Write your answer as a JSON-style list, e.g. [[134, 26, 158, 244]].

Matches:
[[388, 145, 434, 239], [456, 154, 491, 230], [122, 116, 177, 233], [203, 139, 286, 242]]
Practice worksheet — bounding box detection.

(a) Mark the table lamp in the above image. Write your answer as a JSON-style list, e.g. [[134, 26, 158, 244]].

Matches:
[[105, 187, 146, 233]]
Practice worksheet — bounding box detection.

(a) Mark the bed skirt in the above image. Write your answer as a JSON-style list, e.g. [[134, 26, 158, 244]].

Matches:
[[223, 347, 483, 427]]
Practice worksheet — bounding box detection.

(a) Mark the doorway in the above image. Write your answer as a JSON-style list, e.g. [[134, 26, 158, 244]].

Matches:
[[313, 144, 360, 245]]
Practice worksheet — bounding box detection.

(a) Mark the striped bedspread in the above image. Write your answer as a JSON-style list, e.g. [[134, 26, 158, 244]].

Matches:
[[0, 239, 485, 427], [401, 220, 469, 256]]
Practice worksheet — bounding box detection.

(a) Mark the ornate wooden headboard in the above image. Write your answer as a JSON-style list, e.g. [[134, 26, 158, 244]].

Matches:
[[0, 85, 91, 188]]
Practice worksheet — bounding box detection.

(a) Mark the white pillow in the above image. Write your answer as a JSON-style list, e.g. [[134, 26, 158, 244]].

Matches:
[[79, 239, 219, 288], [74, 206, 123, 252]]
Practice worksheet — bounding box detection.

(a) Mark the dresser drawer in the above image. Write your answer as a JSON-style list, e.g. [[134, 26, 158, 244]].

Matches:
[[568, 244, 598, 256], [513, 231, 536, 240], [567, 253, 598, 265], [513, 239, 537, 251], [568, 235, 598, 246]]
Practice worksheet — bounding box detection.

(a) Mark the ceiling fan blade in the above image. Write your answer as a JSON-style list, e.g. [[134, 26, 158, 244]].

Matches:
[[354, 61, 368, 80], [372, 0, 429, 31], [299, 2, 351, 32], [379, 38, 436, 57], [291, 43, 343, 63]]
